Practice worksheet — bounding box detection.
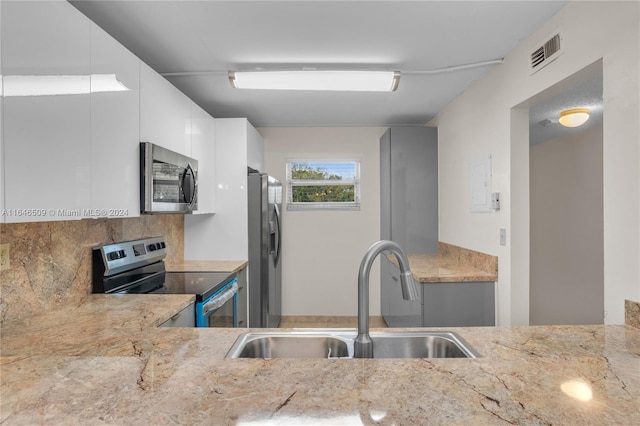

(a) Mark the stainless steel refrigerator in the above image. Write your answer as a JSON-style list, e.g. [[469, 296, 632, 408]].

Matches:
[[248, 171, 282, 328]]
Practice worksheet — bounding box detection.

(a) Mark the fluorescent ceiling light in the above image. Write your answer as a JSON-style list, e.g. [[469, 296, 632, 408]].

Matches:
[[558, 107, 590, 128], [2, 74, 129, 97], [229, 70, 400, 92]]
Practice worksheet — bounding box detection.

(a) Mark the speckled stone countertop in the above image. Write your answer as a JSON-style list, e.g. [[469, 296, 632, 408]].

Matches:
[[165, 260, 248, 273], [1, 296, 639, 425], [389, 254, 498, 283]]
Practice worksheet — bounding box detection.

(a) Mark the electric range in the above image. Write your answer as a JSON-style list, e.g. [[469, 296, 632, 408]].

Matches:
[[92, 236, 239, 327]]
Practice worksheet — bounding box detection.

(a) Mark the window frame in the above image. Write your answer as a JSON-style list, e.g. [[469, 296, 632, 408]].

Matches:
[[285, 159, 361, 211]]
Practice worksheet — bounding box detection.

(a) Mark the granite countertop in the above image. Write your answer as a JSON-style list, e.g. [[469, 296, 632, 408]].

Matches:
[[1, 296, 639, 425], [389, 253, 498, 283], [165, 260, 248, 273]]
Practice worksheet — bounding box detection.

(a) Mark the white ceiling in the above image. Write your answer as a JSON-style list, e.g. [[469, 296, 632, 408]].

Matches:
[[529, 71, 603, 145], [70, 0, 568, 127]]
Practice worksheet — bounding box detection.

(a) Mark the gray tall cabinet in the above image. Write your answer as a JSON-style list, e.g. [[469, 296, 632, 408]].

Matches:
[[380, 127, 438, 327]]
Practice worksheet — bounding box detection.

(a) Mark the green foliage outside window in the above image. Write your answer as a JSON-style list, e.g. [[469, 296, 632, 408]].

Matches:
[[287, 161, 360, 210], [291, 185, 355, 203], [291, 163, 355, 203], [290, 163, 355, 203], [290, 163, 341, 181]]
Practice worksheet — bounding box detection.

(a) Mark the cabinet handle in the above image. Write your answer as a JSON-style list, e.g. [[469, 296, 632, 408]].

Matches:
[[391, 276, 399, 282]]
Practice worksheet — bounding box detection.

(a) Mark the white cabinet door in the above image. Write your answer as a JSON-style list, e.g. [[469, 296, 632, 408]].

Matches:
[[184, 117, 264, 258], [2, 0, 91, 223], [140, 62, 191, 155], [90, 23, 140, 218], [246, 121, 265, 172], [0, 1, 4, 221], [190, 102, 216, 215], [185, 118, 251, 260]]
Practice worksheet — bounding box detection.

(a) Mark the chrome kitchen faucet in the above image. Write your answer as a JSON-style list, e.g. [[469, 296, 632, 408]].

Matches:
[[354, 240, 418, 358]]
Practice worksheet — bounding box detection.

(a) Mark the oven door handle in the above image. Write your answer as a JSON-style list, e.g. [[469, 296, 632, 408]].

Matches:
[[202, 282, 238, 316]]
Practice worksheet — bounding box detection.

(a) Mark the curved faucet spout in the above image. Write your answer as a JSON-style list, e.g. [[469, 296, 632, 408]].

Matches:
[[354, 240, 417, 358]]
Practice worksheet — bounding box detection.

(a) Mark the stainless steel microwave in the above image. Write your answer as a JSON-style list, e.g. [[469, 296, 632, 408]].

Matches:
[[140, 142, 198, 214]]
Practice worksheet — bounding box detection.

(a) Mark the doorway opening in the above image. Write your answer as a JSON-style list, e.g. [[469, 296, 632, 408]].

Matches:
[[528, 61, 604, 325]]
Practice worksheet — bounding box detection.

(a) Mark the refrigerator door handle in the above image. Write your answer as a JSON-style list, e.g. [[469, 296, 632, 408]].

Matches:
[[273, 203, 282, 266]]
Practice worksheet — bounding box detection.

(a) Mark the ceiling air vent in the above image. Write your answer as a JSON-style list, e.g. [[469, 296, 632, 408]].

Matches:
[[530, 29, 563, 74]]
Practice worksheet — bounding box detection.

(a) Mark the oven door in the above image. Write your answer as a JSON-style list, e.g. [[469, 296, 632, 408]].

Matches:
[[196, 279, 238, 327]]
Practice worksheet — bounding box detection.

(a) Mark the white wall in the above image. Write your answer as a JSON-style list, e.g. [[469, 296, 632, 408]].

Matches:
[[530, 125, 604, 325], [432, 1, 639, 325], [261, 127, 385, 316]]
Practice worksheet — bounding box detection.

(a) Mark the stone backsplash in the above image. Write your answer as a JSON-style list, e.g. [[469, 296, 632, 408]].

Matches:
[[437, 242, 498, 276], [0, 216, 183, 324], [626, 300, 640, 329]]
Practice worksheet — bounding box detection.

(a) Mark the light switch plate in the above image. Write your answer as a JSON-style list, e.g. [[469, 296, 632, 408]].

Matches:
[[499, 228, 507, 246], [492, 192, 501, 210]]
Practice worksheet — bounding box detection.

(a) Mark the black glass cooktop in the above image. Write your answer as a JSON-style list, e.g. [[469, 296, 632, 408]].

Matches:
[[116, 271, 236, 302]]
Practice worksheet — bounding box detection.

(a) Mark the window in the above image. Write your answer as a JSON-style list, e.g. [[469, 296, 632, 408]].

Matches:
[[286, 160, 360, 210]]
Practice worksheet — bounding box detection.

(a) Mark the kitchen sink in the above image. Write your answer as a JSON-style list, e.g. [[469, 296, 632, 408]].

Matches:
[[229, 333, 350, 358], [365, 332, 474, 358], [225, 330, 479, 359]]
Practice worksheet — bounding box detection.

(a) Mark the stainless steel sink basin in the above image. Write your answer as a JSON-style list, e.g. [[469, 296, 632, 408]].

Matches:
[[225, 330, 479, 359], [367, 332, 476, 358], [229, 333, 350, 358]]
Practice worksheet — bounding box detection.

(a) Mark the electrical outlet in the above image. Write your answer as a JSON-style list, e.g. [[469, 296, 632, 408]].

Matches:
[[499, 228, 507, 246], [0, 244, 10, 271]]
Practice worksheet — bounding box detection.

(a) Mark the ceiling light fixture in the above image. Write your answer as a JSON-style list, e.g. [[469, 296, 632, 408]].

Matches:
[[228, 70, 400, 92], [558, 107, 590, 128]]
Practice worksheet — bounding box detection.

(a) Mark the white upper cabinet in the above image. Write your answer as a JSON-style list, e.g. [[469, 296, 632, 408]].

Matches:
[[247, 121, 265, 173], [90, 23, 141, 218], [190, 102, 216, 215], [140, 63, 218, 214], [140, 62, 192, 155], [184, 118, 263, 260], [0, 1, 4, 220], [1, 0, 216, 222], [2, 0, 91, 223]]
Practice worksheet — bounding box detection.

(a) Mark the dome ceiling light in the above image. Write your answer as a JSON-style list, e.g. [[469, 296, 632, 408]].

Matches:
[[558, 108, 590, 128]]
